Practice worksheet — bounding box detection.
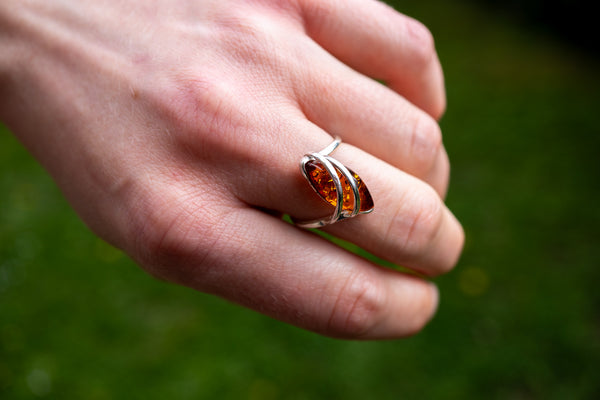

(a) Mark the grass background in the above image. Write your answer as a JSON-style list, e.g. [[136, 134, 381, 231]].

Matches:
[[1, 0, 599, 398]]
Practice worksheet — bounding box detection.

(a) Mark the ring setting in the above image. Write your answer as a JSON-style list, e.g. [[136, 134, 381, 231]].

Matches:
[[294, 137, 374, 228]]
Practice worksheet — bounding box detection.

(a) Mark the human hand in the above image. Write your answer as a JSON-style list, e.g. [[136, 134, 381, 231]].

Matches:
[[0, 0, 463, 339]]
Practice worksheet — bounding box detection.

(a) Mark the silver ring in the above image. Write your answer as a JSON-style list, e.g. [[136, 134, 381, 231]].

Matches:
[[294, 137, 374, 228]]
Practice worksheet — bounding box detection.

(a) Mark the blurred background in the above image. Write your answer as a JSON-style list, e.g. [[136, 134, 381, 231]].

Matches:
[[1, 0, 599, 398]]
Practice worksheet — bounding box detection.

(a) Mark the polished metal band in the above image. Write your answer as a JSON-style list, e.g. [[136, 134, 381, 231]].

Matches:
[[294, 137, 372, 229]]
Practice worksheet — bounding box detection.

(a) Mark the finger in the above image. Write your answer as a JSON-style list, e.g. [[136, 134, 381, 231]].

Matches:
[[211, 115, 463, 276], [291, 44, 448, 196], [427, 145, 450, 199], [134, 185, 439, 339], [323, 143, 463, 276], [299, 0, 446, 118]]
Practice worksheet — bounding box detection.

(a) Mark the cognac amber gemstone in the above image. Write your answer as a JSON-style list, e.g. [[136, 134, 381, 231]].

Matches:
[[305, 161, 374, 212]]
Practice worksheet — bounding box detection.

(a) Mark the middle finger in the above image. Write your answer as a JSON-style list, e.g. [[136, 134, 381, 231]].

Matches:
[[293, 39, 450, 197]]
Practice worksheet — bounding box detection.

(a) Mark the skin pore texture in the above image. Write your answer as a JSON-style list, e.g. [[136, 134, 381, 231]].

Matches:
[[0, 0, 464, 339]]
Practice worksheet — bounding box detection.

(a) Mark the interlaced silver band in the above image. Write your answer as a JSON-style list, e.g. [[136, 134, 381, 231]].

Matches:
[[294, 137, 372, 229]]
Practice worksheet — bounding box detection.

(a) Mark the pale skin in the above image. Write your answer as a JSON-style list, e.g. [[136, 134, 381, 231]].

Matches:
[[0, 0, 464, 339]]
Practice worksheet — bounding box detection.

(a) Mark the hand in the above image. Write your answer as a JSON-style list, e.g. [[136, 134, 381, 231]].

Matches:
[[0, 0, 463, 339]]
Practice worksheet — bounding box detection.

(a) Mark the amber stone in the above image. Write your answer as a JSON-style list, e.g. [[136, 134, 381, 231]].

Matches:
[[305, 160, 374, 212]]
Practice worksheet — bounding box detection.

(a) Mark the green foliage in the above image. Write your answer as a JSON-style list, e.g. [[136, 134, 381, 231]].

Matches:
[[1, 1, 599, 398]]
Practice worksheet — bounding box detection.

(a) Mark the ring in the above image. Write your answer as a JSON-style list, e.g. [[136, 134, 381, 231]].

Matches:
[[294, 137, 374, 228]]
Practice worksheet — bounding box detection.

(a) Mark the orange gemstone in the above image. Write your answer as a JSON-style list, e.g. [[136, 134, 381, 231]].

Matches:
[[305, 160, 374, 212]]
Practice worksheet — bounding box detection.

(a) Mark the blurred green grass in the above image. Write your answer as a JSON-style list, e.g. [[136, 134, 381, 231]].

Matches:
[[1, 0, 599, 399]]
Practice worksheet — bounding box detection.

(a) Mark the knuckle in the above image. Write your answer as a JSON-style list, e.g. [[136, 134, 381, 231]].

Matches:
[[432, 94, 447, 121], [326, 273, 387, 338], [219, 14, 267, 54], [173, 75, 235, 130], [162, 72, 251, 151], [133, 209, 195, 282], [401, 286, 438, 337], [144, 67, 232, 142], [215, 6, 287, 67], [128, 186, 219, 284], [298, 0, 333, 32], [395, 186, 444, 256], [409, 113, 443, 175], [405, 18, 436, 69]]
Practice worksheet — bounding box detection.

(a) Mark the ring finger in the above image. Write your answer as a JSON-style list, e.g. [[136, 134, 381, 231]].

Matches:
[[205, 111, 463, 277]]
